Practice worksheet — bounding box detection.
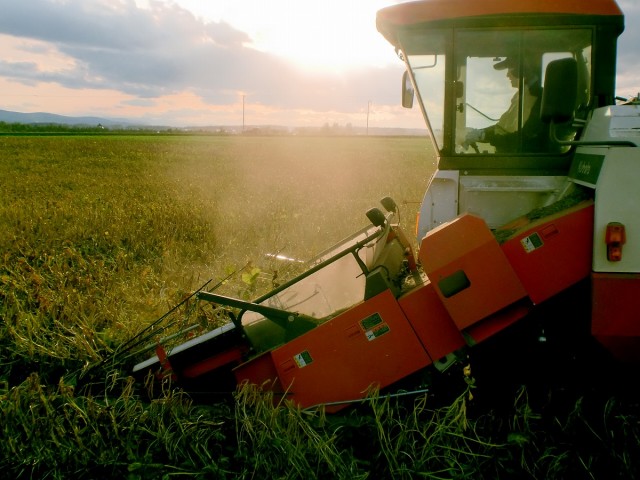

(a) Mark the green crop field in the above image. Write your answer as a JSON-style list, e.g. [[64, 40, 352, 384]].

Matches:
[[1, 134, 639, 479]]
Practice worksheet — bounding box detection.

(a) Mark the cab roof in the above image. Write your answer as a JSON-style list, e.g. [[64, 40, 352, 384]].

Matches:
[[377, 0, 624, 47]]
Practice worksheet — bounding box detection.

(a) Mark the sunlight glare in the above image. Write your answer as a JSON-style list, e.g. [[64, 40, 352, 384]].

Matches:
[[172, 0, 398, 73]]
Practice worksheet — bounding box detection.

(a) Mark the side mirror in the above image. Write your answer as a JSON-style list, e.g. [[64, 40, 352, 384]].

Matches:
[[366, 208, 387, 228], [541, 58, 578, 124], [402, 71, 414, 109], [380, 196, 397, 214]]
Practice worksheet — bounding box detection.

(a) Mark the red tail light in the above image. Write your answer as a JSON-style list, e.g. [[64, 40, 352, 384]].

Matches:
[[605, 222, 626, 262]]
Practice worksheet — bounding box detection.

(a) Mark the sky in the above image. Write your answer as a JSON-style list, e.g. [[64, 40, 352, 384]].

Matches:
[[0, 0, 638, 129]]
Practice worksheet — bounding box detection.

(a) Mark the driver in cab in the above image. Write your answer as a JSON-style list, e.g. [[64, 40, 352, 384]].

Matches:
[[463, 57, 541, 153]]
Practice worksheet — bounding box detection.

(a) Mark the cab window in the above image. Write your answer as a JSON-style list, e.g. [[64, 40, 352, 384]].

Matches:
[[454, 29, 592, 156]]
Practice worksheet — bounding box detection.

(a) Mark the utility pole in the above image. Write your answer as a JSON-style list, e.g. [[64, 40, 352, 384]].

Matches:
[[366, 100, 372, 136], [242, 95, 245, 132]]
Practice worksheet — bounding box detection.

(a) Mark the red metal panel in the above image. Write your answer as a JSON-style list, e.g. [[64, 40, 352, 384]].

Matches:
[[182, 347, 244, 379], [501, 201, 594, 305], [592, 272, 640, 362], [269, 290, 431, 411], [398, 281, 465, 362], [420, 214, 528, 330], [464, 300, 531, 345], [233, 351, 284, 393], [377, 0, 622, 29]]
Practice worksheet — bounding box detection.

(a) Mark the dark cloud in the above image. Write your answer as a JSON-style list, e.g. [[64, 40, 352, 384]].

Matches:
[[0, 0, 404, 115]]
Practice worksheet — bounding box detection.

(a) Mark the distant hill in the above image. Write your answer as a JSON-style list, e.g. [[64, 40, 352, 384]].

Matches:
[[0, 109, 134, 127], [0, 108, 428, 136]]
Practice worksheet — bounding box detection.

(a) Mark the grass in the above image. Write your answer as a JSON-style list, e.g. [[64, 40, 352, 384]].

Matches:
[[1, 134, 639, 478]]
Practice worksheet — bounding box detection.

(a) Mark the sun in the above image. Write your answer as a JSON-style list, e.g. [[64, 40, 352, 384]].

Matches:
[[252, 4, 387, 73]]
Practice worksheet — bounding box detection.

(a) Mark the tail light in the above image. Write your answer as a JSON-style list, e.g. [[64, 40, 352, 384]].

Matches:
[[605, 222, 626, 262]]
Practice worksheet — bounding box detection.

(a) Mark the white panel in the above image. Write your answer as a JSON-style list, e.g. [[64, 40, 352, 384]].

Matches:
[[417, 169, 459, 242], [459, 175, 568, 229], [593, 148, 640, 272]]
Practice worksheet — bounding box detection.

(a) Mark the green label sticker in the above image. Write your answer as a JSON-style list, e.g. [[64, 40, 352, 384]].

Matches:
[[365, 323, 390, 341], [360, 313, 389, 341], [360, 312, 383, 330], [294, 350, 313, 368], [521, 232, 544, 253]]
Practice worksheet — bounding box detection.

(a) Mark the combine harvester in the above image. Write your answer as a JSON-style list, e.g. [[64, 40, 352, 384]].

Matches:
[[132, 0, 639, 410]]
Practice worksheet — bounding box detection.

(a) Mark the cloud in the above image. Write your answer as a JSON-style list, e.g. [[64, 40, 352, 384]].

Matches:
[[0, 1, 262, 95], [0, 0, 406, 122], [3, 0, 635, 127]]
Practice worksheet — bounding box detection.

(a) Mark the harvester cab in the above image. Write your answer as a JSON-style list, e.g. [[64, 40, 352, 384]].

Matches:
[[376, 0, 627, 236], [132, 0, 640, 411], [377, 0, 640, 362]]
